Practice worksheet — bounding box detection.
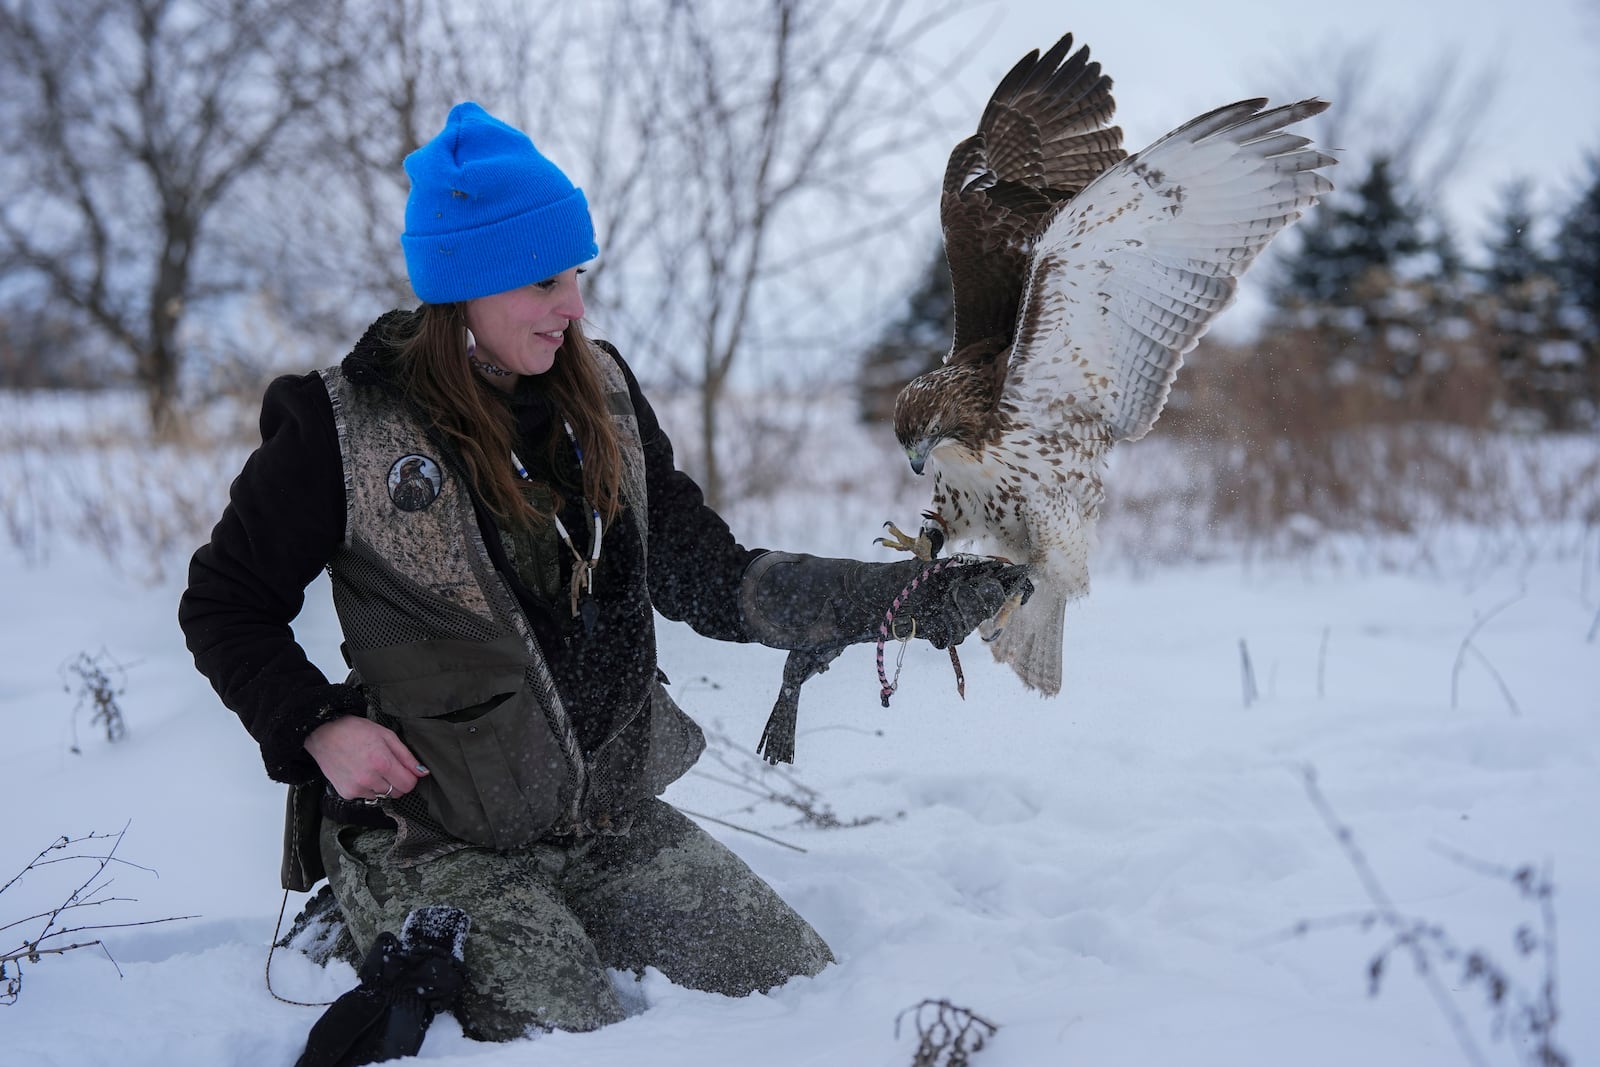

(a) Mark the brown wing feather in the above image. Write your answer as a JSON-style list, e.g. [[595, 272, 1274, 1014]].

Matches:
[[940, 142, 1044, 363], [978, 34, 1125, 193], [942, 34, 1127, 361]]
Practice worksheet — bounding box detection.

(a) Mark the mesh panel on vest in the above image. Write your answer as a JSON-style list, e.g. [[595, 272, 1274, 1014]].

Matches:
[[331, 544, 519, 863], [331, 542, 506, 651]]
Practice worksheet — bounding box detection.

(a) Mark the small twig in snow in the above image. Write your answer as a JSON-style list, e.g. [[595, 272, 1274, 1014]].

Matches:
[[1450, 591, 1524, 715], [1, 824, 191, 1005], [677, 809, 807, 853], [1317, 625, 1330, 700], [1300, 767, 1491, 1067], [692, 723, 898, 830], [1461, 645, 1522, 717], [1294, 767, 1568, 1067], [60, 649, 133, 752]]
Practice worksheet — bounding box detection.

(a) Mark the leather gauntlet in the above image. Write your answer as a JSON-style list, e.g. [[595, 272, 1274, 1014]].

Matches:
[[739, 551, 1031, 652]]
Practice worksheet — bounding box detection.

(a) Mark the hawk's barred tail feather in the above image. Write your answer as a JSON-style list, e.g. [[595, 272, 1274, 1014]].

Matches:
[[984, 584, 1067, 696]]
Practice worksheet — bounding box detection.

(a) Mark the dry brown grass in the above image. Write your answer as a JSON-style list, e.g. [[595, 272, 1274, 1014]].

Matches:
[[0, 390, 257, 581], [1098, 330, 1600, 570], [4, 344, 1597, 586]]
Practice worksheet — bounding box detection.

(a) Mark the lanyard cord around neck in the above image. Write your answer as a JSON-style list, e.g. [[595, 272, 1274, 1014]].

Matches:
[[511, 417, 603, 624]]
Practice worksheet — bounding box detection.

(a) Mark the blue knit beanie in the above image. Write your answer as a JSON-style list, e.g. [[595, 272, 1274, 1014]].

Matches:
[[401, 102, 598, 304]]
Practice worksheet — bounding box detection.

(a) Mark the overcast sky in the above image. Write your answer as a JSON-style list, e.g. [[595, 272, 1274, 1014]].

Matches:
[[927, 0, 1599, 243]]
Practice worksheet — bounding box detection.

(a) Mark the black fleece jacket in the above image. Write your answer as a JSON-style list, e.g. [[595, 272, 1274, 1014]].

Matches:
[[179, 313, 763, 784]]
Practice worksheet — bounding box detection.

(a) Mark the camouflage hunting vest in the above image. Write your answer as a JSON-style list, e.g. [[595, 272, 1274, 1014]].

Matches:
[[316, 351, 701, 863]]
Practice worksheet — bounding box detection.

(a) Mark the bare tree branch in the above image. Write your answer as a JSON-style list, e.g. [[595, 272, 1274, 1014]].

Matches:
[[1, 824, 192, 1005], [0, 0, 353, 435], [1272, 35, 1501, 202], [571, 0, 970, 506]]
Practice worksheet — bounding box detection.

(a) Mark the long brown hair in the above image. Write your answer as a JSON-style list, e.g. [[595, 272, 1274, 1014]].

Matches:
[[387, 304, 624, 529]]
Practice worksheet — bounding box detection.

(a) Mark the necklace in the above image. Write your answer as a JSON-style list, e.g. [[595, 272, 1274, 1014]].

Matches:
[[470, 355, 514, 377], [511, 418, 603, 635], [465, 329, 512, 377]]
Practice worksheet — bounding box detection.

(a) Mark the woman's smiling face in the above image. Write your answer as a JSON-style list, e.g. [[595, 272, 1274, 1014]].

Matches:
[[464, 267, 586, 383]]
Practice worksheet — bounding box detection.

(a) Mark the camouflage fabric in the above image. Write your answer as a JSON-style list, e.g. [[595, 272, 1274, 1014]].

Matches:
[[321, 798, 832, 1041]]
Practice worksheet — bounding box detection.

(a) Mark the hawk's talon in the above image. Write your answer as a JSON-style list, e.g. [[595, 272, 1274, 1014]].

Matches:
[[875, 520, 937, 561], [981, 588, 1026, 643]]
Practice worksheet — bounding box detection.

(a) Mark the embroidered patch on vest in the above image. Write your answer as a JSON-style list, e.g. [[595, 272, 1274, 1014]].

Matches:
[[387, 454, 443, 512]]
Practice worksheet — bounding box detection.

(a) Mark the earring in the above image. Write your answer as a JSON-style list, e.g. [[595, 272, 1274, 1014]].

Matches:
[[464, 327, 477, 359]]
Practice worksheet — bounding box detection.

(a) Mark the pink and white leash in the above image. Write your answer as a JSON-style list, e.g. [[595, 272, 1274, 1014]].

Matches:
[[876, 557, 968, 707]]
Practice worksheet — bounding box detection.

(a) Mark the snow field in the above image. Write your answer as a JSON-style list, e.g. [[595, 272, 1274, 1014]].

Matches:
[[4, 536, 1593, 1065]]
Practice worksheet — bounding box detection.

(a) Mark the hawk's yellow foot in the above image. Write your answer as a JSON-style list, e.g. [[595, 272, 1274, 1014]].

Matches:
[[980, 586, 1028, 643], [875, 520, 937, 561]]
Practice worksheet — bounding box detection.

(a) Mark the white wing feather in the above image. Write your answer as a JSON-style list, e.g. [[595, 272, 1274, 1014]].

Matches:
[[914, 97, 1334, 696], [1002, 98, 1335, 443]]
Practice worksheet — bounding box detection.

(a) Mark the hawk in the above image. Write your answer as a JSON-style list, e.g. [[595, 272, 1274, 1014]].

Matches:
[[885, 34, 1335, 695]]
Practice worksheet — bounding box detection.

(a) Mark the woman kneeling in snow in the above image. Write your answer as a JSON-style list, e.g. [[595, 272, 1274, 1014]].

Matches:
[[179, 101, 1026, 1047]]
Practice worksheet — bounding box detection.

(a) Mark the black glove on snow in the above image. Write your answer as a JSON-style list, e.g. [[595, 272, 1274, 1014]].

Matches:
[[294, 906, 471, 1067]]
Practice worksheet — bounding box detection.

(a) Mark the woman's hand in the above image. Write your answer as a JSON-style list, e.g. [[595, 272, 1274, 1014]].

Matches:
[[304, 715, 429, 802]]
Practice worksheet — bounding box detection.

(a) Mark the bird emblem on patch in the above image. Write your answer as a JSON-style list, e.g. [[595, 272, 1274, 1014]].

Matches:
[[388, 454, 443, 512]]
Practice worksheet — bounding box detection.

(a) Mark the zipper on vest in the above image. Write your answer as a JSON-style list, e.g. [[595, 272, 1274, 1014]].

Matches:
[[568, 753, 590, 831]]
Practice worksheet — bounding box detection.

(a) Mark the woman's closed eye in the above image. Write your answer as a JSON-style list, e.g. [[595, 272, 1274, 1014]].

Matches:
[[535, 267, 586, 292]]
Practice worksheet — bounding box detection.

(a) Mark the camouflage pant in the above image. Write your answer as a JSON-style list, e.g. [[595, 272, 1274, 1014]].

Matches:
[[320, 798, 832, 1041]]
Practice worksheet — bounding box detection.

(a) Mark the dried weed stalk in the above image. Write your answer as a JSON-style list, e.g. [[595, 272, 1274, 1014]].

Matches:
[[896, 998, 998, 1067], [692, 723, 902, 831], [1114, 334, 1600, 571], [61, 649, 131, 751], [1284, 767, 1567, 1067], [0, 407, 249, 580], [1, 824, 193, 1005], [1450, 591, 1525, 716]]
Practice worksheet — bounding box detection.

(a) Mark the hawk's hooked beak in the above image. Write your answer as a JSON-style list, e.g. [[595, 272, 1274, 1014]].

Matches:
[[905, 439, 933, 476]]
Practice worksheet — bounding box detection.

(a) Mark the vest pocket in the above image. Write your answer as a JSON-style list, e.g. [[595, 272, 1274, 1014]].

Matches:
[[352, 637, 564, 850], [644, 681, 703, 794], [398, 689, 565, 850]]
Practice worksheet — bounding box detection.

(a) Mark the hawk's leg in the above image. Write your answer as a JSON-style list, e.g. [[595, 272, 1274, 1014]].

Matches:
[[980, 587, 1027, 643]]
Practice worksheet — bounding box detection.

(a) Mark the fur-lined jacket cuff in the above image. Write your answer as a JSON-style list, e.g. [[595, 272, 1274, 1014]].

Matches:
[[260, 682, 367, 785]]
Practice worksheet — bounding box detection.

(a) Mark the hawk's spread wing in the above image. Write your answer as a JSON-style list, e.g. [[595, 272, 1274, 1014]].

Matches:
[[942, 34, 1126, 363], [1000, 98, 1335, 443], [889, 58, 1335, 696]]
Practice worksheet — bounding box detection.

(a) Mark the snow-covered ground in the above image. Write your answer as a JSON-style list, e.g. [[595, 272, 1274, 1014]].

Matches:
[[2, 408, 1596, 1066]]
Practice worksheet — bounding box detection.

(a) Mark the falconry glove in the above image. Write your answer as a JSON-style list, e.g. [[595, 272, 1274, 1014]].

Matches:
[[741, 552, 1031, 765], [740, 551, 1032, 653]]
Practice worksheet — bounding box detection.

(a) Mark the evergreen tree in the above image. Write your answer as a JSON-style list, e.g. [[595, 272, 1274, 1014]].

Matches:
[[1268, 155, 1473, 396], [1552, 154, 1600, 340], [1274, 155, 1428, 307], [1547, 154, 1600, 425], [1482, 180, 1547, 290], [1475, 180, 1575, 426], [1341, 157, 1430, 279]]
